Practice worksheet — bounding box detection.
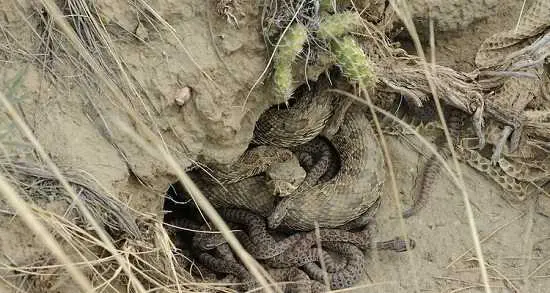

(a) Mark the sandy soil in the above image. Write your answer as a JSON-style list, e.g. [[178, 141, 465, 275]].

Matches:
[[1, 0, 549, 292]]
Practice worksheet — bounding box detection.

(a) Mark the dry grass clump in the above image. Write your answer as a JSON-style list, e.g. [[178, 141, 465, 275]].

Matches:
[[0, 153, 214, 292]]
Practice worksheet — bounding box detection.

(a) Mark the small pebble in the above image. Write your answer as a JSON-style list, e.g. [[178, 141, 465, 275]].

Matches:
[[175, 87, 192, 106]]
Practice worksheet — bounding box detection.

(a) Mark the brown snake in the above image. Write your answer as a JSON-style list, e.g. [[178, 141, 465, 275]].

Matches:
[[193, 208, 384, 261], [184, 78, 385, 231], [302, 242, 365, 290], [267, 105, 386, 230]]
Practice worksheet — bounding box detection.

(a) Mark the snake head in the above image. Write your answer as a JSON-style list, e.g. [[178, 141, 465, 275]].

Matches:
[[267, 199, 289, 229], [192, 232, 227, 250]]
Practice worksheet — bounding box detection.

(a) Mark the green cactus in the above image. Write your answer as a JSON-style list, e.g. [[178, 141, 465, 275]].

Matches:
[[275, 22, 308, 66], [331, 35, 376, 88], [270, 6, 374, 99], [272, 22, 308, 100], [318, 11, 362, 40], [272, 62, 293, 100]]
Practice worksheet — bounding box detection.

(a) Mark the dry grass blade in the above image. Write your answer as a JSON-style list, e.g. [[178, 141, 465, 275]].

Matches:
[[388, 1, 492, 292], [0, 172, 94, 292], [515, 0, 528, 32], [31, 0, 277, 290], [0, 85, 147, 292], [113, 119, 280, 293], [14, 207, 199, 292], [0, 158, 140, 238]]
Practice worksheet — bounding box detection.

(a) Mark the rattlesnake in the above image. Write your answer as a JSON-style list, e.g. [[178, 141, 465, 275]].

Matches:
[[267, 104, 385, 230], [171, 208, 353, 291], [402, 106, 465, 217], [186, 77, 385, 231], [384, 104, 532, 209], [210, 208, 307, 259], [180, 207, 412, 291], [193, 208, 392, 264], [301, 238, 413, 290], [168, 212, 328, 292], [168, 209, 304, 260], [196, 250, 327, 292], [302, 242, 365, 290], [475, 0, 550, 69], [320, 239, 411, 290], [264, 232, 414, 270]]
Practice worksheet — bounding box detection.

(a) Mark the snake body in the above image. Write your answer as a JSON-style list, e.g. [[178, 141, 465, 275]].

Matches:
[[197, 252, 328, 293], [262, 227, 371, 268], [475, 0, 550, 69], [169, 215, 325, 292], [268, 106, 385, 230], [265, 267, 328, 293], [171, 204, 412, 291], [187, 172, 276, 217], [185, 77, 385, 231], [193, 208, 373, 262], [301, 238, 413, 290], [176, 68, 386, 292], [302, 242, 365, 290], [213, 208, 304, 259]]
